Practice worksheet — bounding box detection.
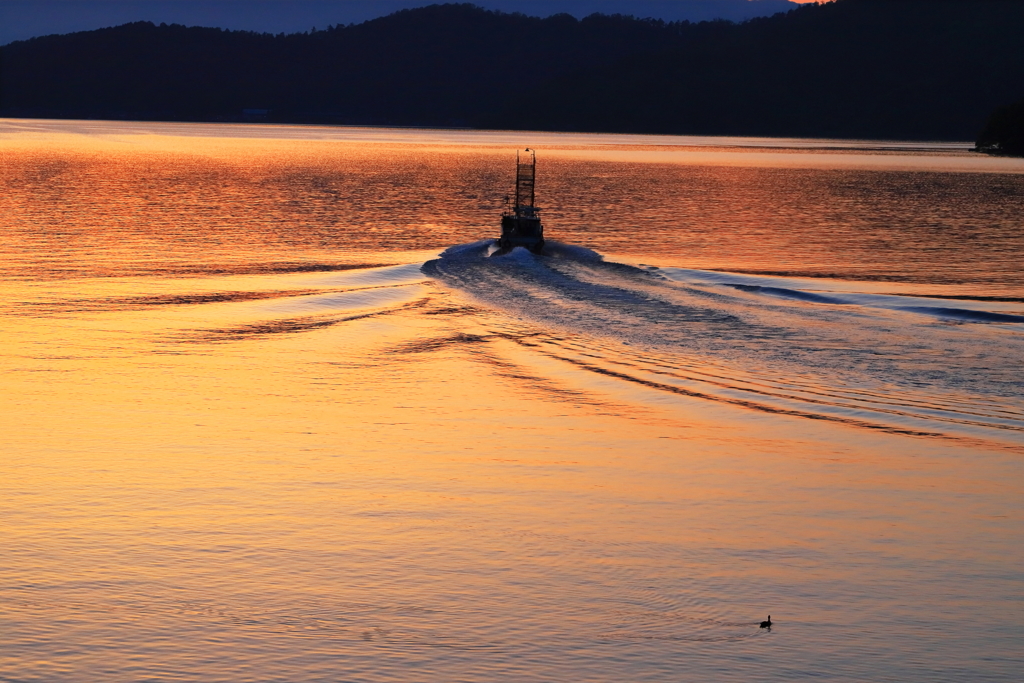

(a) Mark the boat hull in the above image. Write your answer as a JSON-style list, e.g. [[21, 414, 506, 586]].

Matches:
[[498, 215, 545, 253]]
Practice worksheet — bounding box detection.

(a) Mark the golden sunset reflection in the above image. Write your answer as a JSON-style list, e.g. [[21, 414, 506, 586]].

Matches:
[[2, 121, 1022, 681]]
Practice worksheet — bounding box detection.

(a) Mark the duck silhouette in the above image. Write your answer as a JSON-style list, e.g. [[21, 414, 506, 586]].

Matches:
[[759, 615, 772, 629]]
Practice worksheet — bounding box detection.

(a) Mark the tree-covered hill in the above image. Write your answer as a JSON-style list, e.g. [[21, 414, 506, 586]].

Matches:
[[2, 0, 1023, 140], [507, 0, 1024, 140], [0, 6, 689, 125]]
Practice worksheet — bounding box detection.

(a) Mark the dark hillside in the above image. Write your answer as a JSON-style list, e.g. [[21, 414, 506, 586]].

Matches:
[[500, 0, 1024, 139], [0, 5, 686, 125], [2, 0, 1023, 140]]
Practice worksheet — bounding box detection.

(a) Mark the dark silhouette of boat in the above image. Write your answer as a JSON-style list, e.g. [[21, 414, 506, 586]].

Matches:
[[498, 148, 544, 253]]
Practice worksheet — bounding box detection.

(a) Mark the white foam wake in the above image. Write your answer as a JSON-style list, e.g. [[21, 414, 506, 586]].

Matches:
[[423, 241, 1024, 444]]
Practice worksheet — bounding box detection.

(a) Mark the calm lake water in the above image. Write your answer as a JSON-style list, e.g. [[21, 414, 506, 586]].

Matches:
[[2, 119, 1023, 682]]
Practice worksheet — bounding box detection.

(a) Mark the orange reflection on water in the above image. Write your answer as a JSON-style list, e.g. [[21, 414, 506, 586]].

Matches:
[[3, 121, 1024, 293], [1, 122, 1023, 682]]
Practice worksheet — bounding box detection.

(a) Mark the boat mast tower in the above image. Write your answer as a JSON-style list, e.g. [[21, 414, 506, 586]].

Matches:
[[514, 148, 535, 215]]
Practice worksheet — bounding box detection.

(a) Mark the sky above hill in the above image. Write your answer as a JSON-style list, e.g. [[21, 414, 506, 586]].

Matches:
[[0, 0, 812, 46]]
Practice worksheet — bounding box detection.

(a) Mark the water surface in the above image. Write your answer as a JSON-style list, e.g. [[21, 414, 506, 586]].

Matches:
[[1, 119, 1023, 682]]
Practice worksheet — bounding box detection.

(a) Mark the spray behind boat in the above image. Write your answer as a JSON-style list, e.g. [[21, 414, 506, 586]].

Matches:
[[497, 148, 545, 253]]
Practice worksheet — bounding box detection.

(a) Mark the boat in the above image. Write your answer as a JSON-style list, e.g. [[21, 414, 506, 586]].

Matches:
[[497, 148, 545, 253]]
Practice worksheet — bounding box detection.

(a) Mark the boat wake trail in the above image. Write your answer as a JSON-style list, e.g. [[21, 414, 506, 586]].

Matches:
[[423, 241, 1024, 445]]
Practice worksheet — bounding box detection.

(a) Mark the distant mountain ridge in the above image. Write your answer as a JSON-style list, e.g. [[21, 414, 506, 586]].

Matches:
[[0, 1, 799, 46], [1, 0, 1022, 141]]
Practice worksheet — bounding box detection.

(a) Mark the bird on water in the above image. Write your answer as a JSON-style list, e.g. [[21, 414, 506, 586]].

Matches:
[[760, 615, 772, 629]]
